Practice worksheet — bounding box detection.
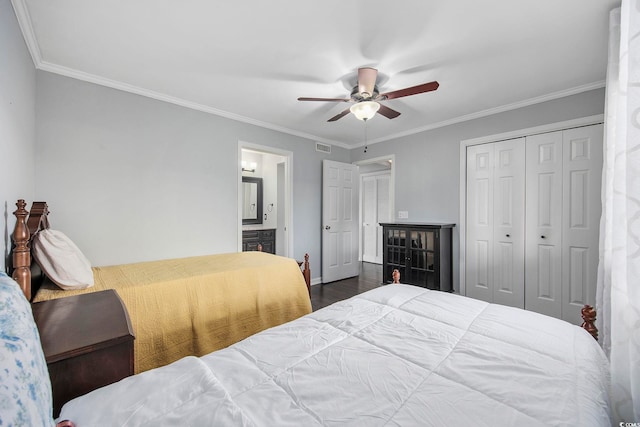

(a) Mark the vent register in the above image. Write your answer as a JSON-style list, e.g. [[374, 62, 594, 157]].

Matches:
[[316, 142, 331, 153]]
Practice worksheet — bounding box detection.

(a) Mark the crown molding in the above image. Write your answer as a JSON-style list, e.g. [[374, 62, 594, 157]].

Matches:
[[460, 114, 604, 147], [357, 80, 606, 148], [10, 0, 605, 151], [10, 0, 352, 149], [38, 61, 354, 149], [11, 0, 41, 65]]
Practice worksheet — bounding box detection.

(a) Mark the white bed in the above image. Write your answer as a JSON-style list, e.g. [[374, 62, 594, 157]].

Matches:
[[53, 283, 610, 426]]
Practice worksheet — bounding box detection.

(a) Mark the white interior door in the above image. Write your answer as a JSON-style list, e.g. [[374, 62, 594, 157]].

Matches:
[[361, 172, 390, 264], [525, 131, 563, 318], [561, 124, 603, 324], [322, 160, 359, 282], [376, 175, 390, 263], [492, 139, 525, 308], [362, 175, 377, 263], [465, 143, 495, 302], [466, 139, 525, 307], [463, 121, 603, 322]]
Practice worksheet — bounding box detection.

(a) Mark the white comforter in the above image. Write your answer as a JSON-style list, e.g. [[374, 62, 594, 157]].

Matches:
[[59, 285, 610, 426]]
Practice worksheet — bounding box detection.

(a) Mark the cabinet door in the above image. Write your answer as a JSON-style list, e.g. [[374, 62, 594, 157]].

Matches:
[[525, 131, 563, 318], [561, 124, 603, 324], [384, 228, 406, 283], [407, 229, 436, 289], [384, 228, 407, 282]]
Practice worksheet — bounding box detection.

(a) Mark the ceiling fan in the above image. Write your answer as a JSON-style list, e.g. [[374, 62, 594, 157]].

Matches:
[[297, 67, 439, 122]]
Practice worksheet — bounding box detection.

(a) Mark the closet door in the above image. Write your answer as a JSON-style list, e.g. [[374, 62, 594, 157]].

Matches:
[[362, 173, 390, 264], [466, 143, 494, 302], [466, 139, 525, 306], [492, 140, 525, 308], [561, 124, 603, 325], [362, 176, 378, 263], [525, 131, 563, 318]]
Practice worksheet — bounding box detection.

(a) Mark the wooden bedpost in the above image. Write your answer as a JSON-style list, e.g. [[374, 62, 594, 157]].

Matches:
[[581, 305, 598, 341], [11, 199, 31, 300], [392, 269, 401, 284], [302, 253, 310, 296]]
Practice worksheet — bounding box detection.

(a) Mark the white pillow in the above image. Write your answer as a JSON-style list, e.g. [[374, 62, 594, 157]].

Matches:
[[32, 229, 94, 290]]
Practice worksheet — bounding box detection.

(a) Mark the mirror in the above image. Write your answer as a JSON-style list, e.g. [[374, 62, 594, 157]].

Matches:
[[242, 177, 263, 224]]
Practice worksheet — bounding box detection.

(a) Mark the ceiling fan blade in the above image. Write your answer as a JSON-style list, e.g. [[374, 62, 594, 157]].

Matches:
[[327, 108, 352, 122], [377, 104, 401, 119], [357, 67, 378, 98], [298, 97, 351, 102], [379, 81, 439, 100]]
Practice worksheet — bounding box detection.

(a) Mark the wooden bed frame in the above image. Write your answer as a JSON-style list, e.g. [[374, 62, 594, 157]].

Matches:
[[10, 199, 311, 301]]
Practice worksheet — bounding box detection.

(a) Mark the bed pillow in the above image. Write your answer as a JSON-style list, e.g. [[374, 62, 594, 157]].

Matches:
[[0, 272, 54, 426], [32, 229, 94, 290]]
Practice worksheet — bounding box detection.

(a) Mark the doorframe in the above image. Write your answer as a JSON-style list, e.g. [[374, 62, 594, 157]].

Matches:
[[458, 114, 603, 297], [237, 141, 294, 257], [354, 155, 396, 263]]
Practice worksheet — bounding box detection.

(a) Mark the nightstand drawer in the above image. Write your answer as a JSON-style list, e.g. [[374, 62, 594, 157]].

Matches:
[[32, 289, 135, 416]]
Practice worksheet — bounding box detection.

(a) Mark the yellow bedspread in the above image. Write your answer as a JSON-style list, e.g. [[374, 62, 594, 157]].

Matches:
[[33, 251, 312, 373]]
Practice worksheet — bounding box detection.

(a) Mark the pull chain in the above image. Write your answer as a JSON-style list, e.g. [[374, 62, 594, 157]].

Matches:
[[363, 118, 368, 153]]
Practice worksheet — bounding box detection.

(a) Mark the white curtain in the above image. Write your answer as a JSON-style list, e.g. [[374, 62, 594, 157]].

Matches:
[[596, 2, 640, 422]]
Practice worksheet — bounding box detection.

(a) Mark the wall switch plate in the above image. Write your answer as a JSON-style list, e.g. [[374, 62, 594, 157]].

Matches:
[[398, 211, 409, 219]]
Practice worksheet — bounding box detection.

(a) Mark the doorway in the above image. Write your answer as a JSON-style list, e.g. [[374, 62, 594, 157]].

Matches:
[[355, 156, 395, 265], [238, 142, 293, 257]]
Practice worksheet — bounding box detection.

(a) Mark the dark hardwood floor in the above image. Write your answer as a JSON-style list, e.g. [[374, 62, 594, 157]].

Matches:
[[310, 262, 385, 311]]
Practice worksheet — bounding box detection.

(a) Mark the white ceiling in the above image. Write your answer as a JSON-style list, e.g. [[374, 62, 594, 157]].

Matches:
[[14, 0, 620, 148]]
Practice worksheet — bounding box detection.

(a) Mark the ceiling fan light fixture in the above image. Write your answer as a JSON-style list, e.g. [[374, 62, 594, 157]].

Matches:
[[350, 101, 380, 121]]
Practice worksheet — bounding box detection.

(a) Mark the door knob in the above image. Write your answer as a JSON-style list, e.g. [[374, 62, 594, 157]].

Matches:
[[541, 235, 546, 239], [325, 225, 331, 230], [506, 234, 510, 238]]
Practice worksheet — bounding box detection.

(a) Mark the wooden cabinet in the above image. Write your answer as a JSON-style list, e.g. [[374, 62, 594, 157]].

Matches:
[[381, 223, 455, 292], [32, 290, 135, 417], [242, 229, 276, 254]]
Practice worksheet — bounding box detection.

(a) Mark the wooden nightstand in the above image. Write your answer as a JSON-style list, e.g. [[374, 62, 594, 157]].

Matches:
[[32, 289, 135, 417]]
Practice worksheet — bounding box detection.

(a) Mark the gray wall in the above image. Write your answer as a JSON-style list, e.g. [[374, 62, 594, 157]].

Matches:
[[350, 88, 606, 291], [0, 4, 606, 287], [35, 71, 349, 279], [0, 0, 36, 272]]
